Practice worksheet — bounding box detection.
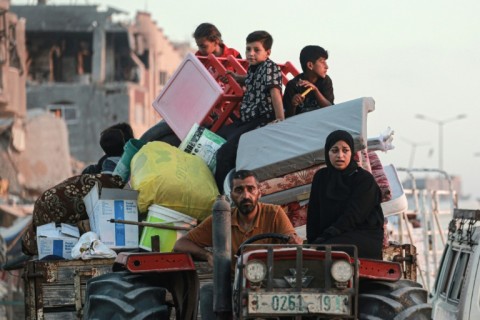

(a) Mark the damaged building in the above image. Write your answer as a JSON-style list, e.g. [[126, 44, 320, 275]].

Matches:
[[1, 2, 189, 318], [1, 0, 74, 202], [10, 3, 188, 165]]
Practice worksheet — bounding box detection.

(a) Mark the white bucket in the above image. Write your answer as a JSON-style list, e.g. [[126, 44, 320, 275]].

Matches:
[[139, 204, 197, 252]]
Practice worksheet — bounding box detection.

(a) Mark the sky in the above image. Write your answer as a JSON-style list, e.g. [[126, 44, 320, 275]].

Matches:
[[14, 0, 480, 206]]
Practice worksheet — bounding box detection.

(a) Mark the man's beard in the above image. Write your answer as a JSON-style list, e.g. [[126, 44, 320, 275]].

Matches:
[[237, 199, 256, 215]]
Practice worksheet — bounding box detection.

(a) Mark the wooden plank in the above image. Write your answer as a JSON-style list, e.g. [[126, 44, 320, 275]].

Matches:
[[43, 311, 78, 320], [24, 259, 115, 319]]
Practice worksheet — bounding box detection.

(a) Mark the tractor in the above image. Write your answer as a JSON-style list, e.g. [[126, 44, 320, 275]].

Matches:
[[82, 197, 431, 320]]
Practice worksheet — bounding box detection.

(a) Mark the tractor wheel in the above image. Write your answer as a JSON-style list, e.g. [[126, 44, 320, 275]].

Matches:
[[83, 271, 170, 320], [358, 280, 432, 320]]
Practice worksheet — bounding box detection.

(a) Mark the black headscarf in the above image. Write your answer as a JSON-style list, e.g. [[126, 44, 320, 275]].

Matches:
[[324, 130, 358, 200]]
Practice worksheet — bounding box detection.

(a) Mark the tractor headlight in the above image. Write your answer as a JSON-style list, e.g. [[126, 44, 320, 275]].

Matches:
[[244, 260, 267, 283], [331, 260, 353, 282]]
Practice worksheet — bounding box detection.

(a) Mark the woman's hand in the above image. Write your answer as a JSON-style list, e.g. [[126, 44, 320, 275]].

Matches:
[[312, 237, 326, 244], [323, 226, 341, 238]]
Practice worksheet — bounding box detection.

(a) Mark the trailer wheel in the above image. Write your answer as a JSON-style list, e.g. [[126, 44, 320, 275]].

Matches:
[[83, 271, 170, 320], [358, 280, 432, 320]]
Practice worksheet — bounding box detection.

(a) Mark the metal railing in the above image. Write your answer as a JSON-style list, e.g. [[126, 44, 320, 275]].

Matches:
[[386, 168, 456, 292]]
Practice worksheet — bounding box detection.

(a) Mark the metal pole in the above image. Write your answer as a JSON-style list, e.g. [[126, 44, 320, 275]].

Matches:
[[415, 113, 466, 170], [108, 219, 193, 231], [212, 195, 232, 319], [439, 122, 443, 170]]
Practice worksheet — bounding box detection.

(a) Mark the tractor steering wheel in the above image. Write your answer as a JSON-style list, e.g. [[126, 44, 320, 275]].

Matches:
[[236, 233, 291, 256]]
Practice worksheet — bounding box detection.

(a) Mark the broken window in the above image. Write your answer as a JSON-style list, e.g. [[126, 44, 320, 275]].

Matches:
[[26, 33, 92, 83], [47, 103, 79, 124], [8, 23, 22, 72], [76, 41, 91, 75]]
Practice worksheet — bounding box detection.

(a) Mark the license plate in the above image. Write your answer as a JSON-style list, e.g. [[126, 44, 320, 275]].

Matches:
[[248, 292, 350, 315]]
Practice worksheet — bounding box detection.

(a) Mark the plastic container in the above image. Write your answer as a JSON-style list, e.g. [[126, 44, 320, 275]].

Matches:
[[113, 138, 146, 182], [139, 204, 197, 252]]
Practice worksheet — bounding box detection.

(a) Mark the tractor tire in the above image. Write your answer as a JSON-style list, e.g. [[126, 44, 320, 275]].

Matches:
[[358, 280, 432, 320], [83, 271, 170, 320]]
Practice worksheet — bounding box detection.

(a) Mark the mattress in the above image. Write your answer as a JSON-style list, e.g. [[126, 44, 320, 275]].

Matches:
[[261, 184, 312, 205], [236, 97, 375, 181], [368, 151, 392, 202], [259, 164, 325, 196], [380, 164, 408, 216], [282, 201, 309, 228]]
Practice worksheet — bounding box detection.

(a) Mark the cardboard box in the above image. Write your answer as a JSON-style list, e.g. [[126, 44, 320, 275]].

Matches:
[[179, 123, 226, 172], [83, 183, 139, 249], [36, 222, 80, 259]]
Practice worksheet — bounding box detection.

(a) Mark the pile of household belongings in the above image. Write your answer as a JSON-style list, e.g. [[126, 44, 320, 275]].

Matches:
[[21, 96, 396, 257]]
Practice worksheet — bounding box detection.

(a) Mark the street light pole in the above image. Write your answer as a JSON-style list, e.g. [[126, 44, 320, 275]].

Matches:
[[415, 113, 467, 170], [439, 122, 443, 170], [401, 137, 430, 169]]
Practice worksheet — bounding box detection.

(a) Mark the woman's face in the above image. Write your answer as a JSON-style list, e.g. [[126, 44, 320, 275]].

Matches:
[[328, 140, 352, 170]]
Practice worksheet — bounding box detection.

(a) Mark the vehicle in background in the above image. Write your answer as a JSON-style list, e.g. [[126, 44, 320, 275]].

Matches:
[[430, 209, 480, 320]]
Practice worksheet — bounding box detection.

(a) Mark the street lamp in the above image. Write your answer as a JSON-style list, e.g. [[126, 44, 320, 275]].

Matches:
[[401, 137, 430, 169], [415, 113, 467, 170]]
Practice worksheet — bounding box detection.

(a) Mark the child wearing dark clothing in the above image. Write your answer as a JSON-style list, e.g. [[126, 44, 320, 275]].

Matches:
[[215, 31, 284, 193], [284, 45, 334, 117], [82, 122, 134, 174]]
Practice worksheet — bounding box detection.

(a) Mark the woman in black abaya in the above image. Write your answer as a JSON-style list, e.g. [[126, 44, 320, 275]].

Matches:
[[306, 130, 384, 259]]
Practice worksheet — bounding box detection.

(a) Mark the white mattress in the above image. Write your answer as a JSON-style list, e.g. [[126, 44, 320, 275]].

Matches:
[[380, 164, 408, 216], [236, 97, 375, 181]]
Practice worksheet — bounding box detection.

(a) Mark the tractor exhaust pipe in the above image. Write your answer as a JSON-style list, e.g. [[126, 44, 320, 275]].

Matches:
[[212, 195, 232, 318]]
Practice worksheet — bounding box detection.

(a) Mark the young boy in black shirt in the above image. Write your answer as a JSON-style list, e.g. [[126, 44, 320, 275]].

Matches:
[[284, 45, 334, 117]]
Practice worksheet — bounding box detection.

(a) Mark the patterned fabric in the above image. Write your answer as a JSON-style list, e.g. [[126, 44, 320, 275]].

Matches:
[[357, 149, 372, 172], [383, 218, 390, 248], [281, 202, 309, 228], [22, 174, 125, 255], [259, 164, 325, 196], [240, 58, 282, 122], [368, 151, 392, 202], [259, 152, 367, 197]]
